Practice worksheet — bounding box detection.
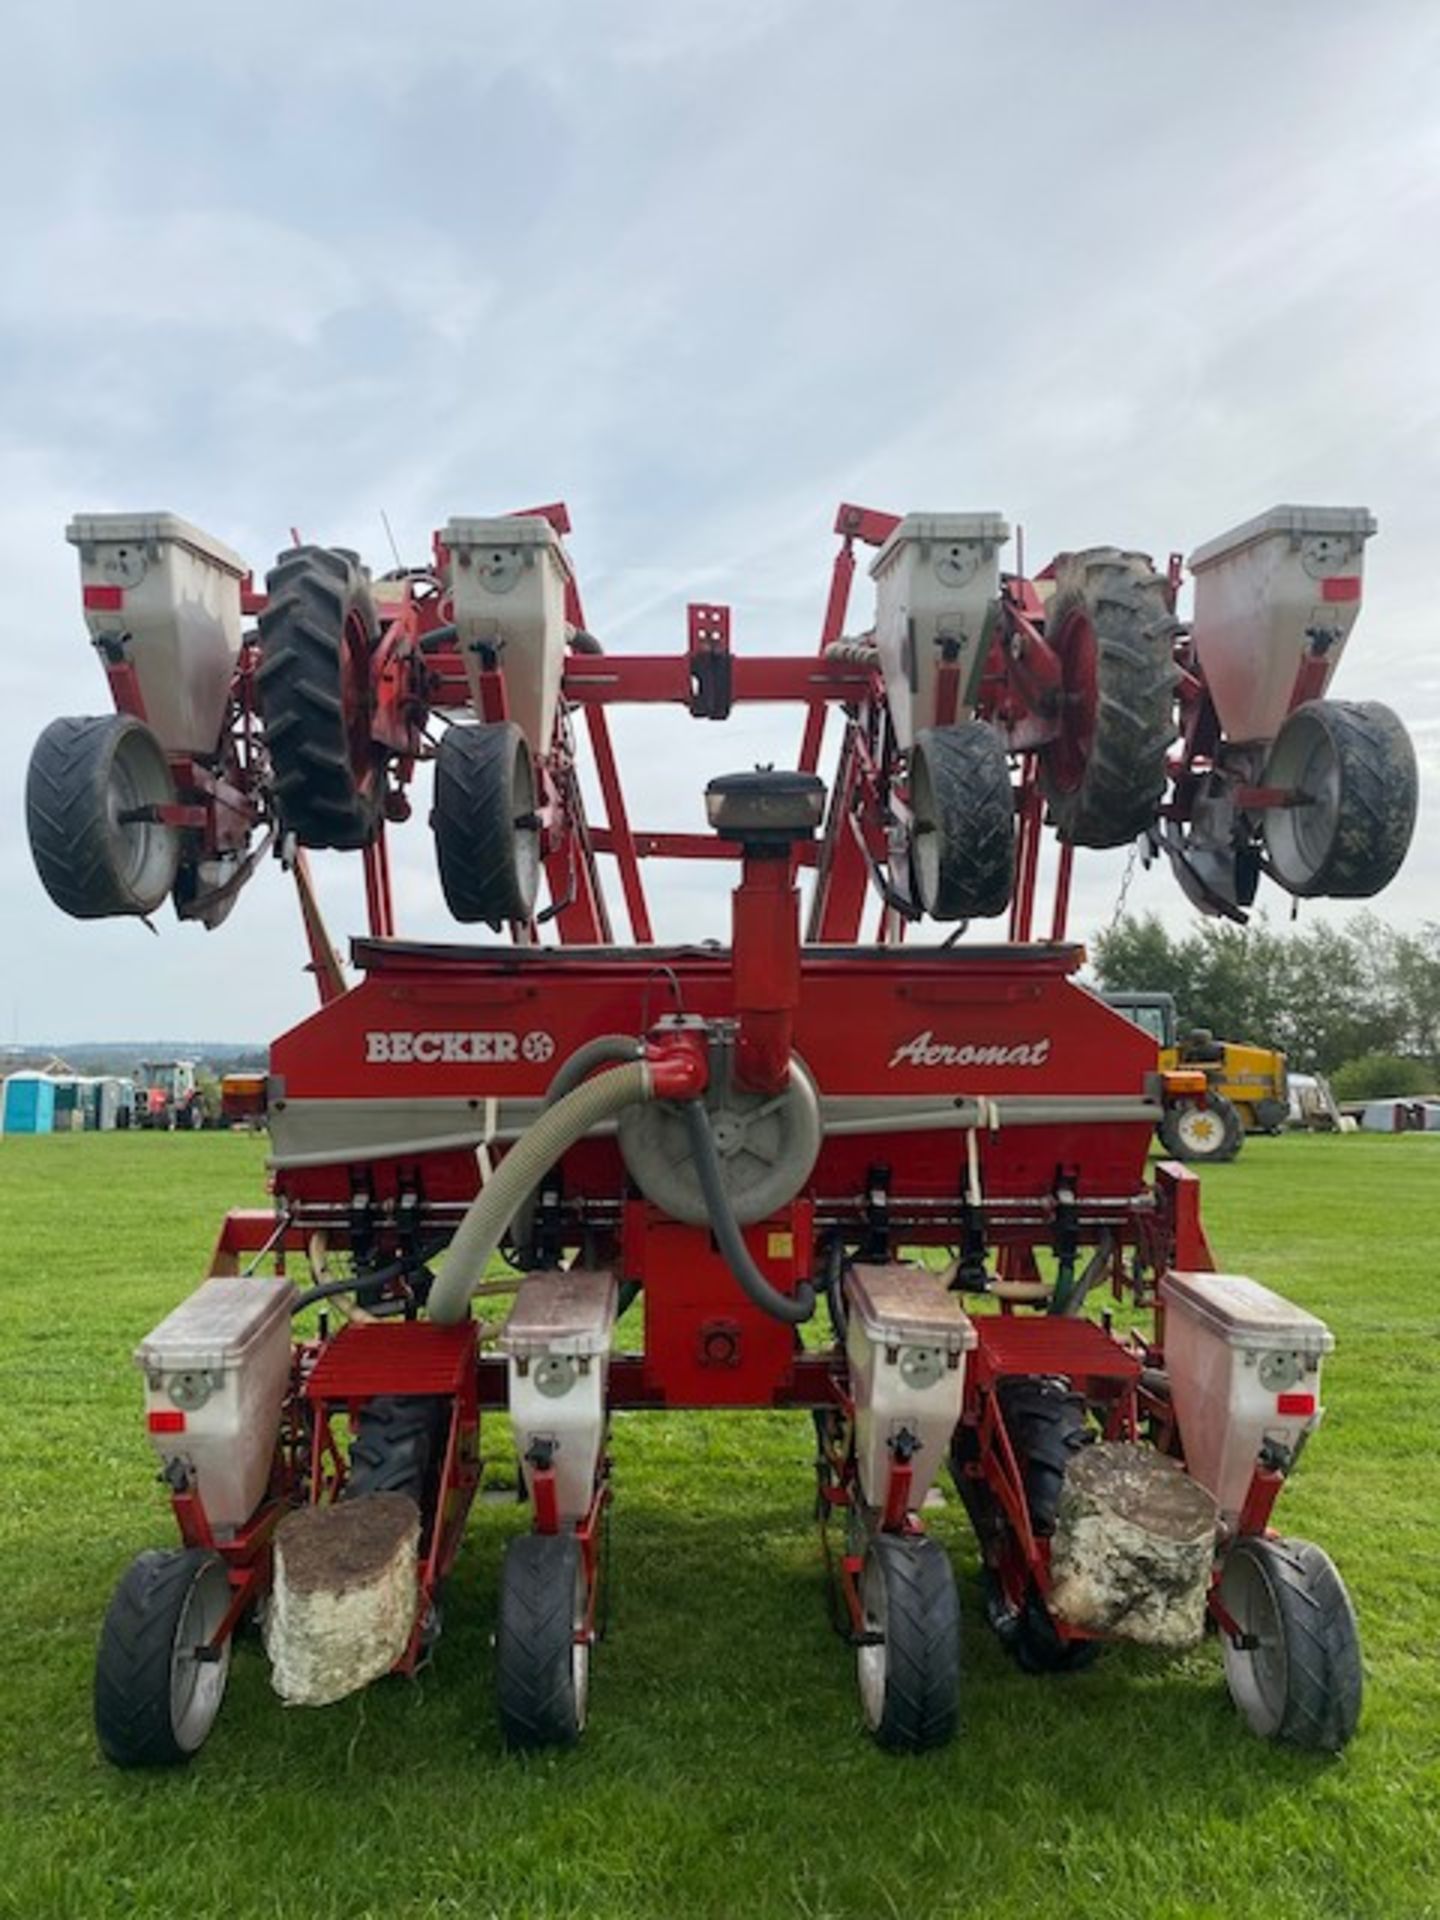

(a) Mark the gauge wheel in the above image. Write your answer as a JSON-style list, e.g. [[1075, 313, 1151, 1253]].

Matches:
[[1219, 1535, 1362, 1750], [855, 1533, 960, 1751], [496, 1532, 590, 1749], [94, 1548, 233, 1767]]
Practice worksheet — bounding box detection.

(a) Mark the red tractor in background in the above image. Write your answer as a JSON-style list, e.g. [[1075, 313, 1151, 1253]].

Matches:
[[27, 498, 1415, 1765], [131, 1059, 205, 1130]]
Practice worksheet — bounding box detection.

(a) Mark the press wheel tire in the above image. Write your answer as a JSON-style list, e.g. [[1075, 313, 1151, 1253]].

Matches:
[[343, 1395, 447, 1521], [94, 1548, 232, 1767], [1039, 549, 1180, 848], [257, 545, 384, 849], [432, 721, 541, 927], [909, 720, 1015, 919], [856, 1534, 960, 1751], [497, 1531, 589, 1749], [27, 714, 180, 918], [1262, 699, 1417, 899], [1219, 1536, 1362, 1750], [1160, 1092, 1243, 1163]]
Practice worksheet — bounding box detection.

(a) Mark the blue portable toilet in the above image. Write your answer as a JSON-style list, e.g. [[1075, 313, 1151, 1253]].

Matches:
[[3, 1073, 58, 1133]]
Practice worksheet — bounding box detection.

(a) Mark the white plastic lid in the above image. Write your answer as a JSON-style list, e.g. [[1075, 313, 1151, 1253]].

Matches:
[[847, 1264, 977, 1352], [66, 512, 249, 578], [871, 512, 1010, 578], [135, 1274, 295, 1374], [441, 515, 573, 575], [499, 1270, 617, 1358], [1187, 505, 1376, 573], [1160, 1271, 1334, 1356]]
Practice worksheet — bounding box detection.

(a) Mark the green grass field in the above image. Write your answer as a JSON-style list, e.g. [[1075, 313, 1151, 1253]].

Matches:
[[1, 1132, 1437, 1920]]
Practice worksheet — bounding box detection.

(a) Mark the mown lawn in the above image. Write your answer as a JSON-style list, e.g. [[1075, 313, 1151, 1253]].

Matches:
[[0, 1132, 1436, 1920]]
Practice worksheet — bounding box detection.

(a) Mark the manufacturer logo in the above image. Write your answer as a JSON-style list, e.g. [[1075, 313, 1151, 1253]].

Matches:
[[365, 1029, 554, 1066], [888, 1029, 1052, 1070]]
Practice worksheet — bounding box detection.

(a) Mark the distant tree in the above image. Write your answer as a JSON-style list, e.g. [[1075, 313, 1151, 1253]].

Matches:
[[1330, 1054, 1435, 1102], [1091, 910, 1440, 1077], [1089, 915, 1192, 1012]]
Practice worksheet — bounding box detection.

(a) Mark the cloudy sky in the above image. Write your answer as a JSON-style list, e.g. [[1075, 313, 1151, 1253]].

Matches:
[[1, 0, 1436, 1043]]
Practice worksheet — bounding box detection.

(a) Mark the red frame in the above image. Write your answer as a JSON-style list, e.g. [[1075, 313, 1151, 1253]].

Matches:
[[108, 501, 1319, 1694]]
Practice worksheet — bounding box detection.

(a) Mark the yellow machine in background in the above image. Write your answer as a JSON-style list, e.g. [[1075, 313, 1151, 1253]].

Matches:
[[1103, 991, 1289, 1163]]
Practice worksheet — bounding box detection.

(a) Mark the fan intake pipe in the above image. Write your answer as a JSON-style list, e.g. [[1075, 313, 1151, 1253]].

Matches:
[[428, 1061, 654, 1324], [681, 1098, 816, 1325]]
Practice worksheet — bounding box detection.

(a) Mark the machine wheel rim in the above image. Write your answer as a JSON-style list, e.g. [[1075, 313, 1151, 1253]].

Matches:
[[571, 1550, 590, 1731], [510, 738, 541, 917], [1220, 1547, 1288, 1738], [340, 607, 378, 793], [1284, 726, 1341, 877], [169, 1559, 232, 1753], [105, 723, 179, 904], [856, 1553, 889, 1731], [1176, 1106, 1223, 1155]]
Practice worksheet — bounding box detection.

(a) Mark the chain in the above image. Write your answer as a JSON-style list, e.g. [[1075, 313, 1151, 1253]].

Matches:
[[1105, 843, 1140, 941]]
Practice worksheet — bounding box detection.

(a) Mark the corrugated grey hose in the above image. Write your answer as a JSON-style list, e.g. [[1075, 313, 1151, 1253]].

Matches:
[[510, 1034, 647, 1263], [682, 1099, 816, 1325], [428, 1061, 651, 1325]]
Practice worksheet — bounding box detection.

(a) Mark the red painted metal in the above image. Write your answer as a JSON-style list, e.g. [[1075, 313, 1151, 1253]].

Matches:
[[87, 493, 1321, 1737], [304, 1321, 476, 1402], [731, 846, 802, 1095]]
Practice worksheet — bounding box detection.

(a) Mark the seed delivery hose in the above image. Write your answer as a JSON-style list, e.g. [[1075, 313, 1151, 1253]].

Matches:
[[681, 1098, 816, 1326], [428, 1060, 652, 1325]]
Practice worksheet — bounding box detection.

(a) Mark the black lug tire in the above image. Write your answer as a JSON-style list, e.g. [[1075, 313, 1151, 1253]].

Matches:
[[257, 546, 383, 850], [1159, 1091, 1244, 1163], [856, 1534, 960, 1751], [956, 1381, 1100, 1675], [994, 1377, 1091, 1537], [1010, 1584, 1103, 1675], [94, 1548, 232, 1767], [27, 714, 180, 918], [909, 720, 1015, 920], [1261, 699, 1417, 899], [1040, 549, 1180, 848], [432, 721, 541, 927], [1254, 1098, 1289, 1135], [1219, 1536, 1362, 1751], [497, 1531, 588, 1750], [343, 1396, 447, 1521]]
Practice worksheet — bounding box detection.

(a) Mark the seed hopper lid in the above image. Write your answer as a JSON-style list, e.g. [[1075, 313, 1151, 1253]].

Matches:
[[870, 511, 1010, 577], [1161, 1271, 1334, 1357], [66, 511, 249, 577], [846, 1263, 977, 1352], [441, 514, 574, 575], [499, 1269, 618, 1358], [135, 1274, 296, 1375], [1187, 504, 1376, 572]]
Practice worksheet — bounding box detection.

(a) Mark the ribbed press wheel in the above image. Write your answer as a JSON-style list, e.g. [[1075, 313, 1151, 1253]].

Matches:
[[855, 1534, 960, 1751], [432, 721, 541, 928], [1219, 1536, 1362, 1750], [496, 1532, 590, 1749], [94, 1548, 233, 1768], [1261, 699, 1417, 899], [27, 714, 180, 918]]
